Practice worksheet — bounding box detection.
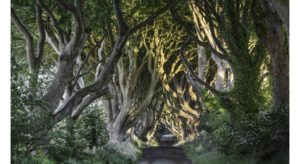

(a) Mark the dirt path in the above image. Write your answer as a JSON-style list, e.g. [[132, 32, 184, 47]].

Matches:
[[137, 146, 193, 164]]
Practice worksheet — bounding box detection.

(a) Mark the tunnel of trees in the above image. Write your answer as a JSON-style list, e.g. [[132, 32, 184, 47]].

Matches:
[[11, 0, 289, 163]]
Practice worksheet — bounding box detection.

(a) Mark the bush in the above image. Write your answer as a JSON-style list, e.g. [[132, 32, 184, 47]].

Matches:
[[183, 146, 258, 164], [12, 151, 56, 164], [11, 58, 51, 161], [12, 146, 135, 164], [185, 90, 289, 163], [183, 107, 289, 164], [215, 108, 289, 158], [83, 146, 135, 164], [47, 104, 109, 162], [11, 59, 132, 163]]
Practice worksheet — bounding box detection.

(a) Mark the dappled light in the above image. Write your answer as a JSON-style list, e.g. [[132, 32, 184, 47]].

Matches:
[[11, 0, 289, 163]]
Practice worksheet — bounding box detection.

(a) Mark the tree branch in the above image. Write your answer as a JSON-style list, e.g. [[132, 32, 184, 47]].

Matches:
[[55, 0, 84, 43], [45, 30, 60, 54], [113, 0, 128, 34], [51, 0, 172, 124], [72, 37, 104, 87], [178, 37, 221, 95], [35, 4, 46, 69], [53, 87, 108, 123], [71, 92, 106, 120], [11, 8, 35, 72], [170, 8, 230, 62], [38, 0, 65, 47]]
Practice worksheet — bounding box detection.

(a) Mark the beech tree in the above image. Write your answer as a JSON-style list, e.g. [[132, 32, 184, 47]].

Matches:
[[171, 0, 268, 114], [11, 0, 289, 162], [253, 0, 289, 110], [12, 0, 176, 148]]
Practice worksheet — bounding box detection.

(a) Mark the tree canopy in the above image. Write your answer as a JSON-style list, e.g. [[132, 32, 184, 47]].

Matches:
[[11, 0, 289, 163]]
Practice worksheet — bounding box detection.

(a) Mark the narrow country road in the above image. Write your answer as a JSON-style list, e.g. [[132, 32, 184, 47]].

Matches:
[[137, 135, 193, 164], [137, 146, 193, 164]]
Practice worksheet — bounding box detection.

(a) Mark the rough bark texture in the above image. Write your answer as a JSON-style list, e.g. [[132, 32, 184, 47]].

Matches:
[[261, 0, 289, 110], [268, 0, 289, 36], [39, 0, 89, 109], [107, 46, 160, 142]]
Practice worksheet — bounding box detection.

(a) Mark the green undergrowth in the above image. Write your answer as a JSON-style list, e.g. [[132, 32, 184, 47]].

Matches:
[[184, 148, 257, 164], [13, 146, 135, 164], [183, 140, 288, 164]]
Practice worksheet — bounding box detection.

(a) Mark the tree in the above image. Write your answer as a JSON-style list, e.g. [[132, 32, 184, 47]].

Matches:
[[172, 0, 267, 114], [11, 0, 176, 150], [11, 0, 289, 162], [253, 0, 289, 110]]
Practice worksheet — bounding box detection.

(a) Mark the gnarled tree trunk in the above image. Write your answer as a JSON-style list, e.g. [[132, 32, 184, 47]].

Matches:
[[260, 0, 289, 110]]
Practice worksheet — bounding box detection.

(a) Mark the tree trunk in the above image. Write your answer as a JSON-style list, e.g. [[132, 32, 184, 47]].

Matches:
[[231, 58, 263, 113], [197, 45, 207, 80], [42, 54, 75, 109], [211, 53, 233, 92], [269, 38, 289, 110], [211, 53, 226, 91], [262, 0, 289, 110], [267, 0, 289, 36]]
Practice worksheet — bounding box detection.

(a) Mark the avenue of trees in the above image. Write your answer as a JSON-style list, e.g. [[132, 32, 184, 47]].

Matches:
[[11, 0, 289, 163]]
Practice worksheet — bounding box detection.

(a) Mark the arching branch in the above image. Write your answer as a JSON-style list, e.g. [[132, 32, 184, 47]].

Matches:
[[178, 37, 222, 95], [72, 37, 105, 88], [53, 87, 108, 123], [52, 1, 174, 122], [170, 8, 230, 62], [55, 0, 85, 42], [71, 92, 106, 120], [39, 0, 65, 47]]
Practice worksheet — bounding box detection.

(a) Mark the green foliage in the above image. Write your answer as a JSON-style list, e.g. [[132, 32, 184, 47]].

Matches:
[[76, 107, 110, 146], [192, 88, 288, 163], [184, 145, 258, 164], [82, 146, 135, 164], [214, 108, 289, 157], [12, 146, 134, 164], [11, 57, 51, 160], [11, 0, 289, 163], [184, 107, 289, 163], [12, 99, 134, 163], [47, 104, 109, 162], [184, 144, 288, 164], [13, 151, 56, 164]]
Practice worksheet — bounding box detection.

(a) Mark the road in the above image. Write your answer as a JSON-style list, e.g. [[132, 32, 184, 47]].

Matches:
[[137, 135, 192, 164]]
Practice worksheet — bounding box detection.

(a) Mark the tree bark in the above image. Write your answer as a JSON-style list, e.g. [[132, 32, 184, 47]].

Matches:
[[252, 0, 289, 110], [267, 0, 289, 36], [261, 0, 289, 110], [211, 53, 233, 92], [197, 45, 207, 80]]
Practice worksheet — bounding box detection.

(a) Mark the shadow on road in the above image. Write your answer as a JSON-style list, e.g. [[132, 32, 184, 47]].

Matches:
[[137, 134, 192, 164]]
